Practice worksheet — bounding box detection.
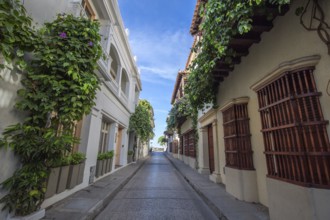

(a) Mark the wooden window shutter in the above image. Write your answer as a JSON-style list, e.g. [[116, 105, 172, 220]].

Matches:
[[256, 67, 330, 188], [222, 103, 254, 170]]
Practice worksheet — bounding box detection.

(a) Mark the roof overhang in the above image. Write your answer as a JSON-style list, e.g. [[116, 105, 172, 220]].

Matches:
[[170, 71, 186, 104]]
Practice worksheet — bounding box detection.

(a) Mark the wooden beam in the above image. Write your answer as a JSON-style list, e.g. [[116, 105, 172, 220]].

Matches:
[[230, 37, 260, 46], [213, 70, 229, 77], [214, 63, 234, 72], [218, 57, 241, 65]]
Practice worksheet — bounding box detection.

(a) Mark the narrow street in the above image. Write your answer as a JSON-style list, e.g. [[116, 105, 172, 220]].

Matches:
[[94, 152, 218, 220]]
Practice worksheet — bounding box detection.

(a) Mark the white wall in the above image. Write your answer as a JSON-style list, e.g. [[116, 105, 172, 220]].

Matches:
[[0, 0, 141, 213]]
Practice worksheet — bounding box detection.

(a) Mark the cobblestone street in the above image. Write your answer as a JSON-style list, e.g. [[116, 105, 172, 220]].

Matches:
[[95, 152, 218, 220]]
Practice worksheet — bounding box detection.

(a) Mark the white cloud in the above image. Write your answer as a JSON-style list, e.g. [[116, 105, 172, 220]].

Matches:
[[128, 28, 192, 82]]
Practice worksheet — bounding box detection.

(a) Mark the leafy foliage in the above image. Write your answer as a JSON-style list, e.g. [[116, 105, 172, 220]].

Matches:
[[0, 7, 103, 215], [129, 99, 154, 143], [0, 164, 48, 216], [169, 0, 290, 168], [0, 0, 37, 70], [69, 152, 86, 165], [166, 95, 195, 133], [97, 150, 114, 160], [186, 0, 290, 111], [157, 136, 167, 146]]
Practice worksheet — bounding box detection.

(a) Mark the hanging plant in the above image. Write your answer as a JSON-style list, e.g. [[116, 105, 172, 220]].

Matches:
[[0, 0, 37, 70], [0, 11, 103, 215], [186, 0, 290, 111]]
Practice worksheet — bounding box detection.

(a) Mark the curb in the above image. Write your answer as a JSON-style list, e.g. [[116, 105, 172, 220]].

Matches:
[[86, 157, 148, 220], [164, 153, 228, 220]]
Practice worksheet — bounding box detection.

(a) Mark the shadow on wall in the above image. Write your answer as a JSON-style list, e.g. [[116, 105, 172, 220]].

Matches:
[[0, 148, 21, 219]]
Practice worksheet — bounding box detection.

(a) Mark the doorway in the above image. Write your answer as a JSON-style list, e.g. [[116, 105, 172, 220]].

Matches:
[[115, 127, 123, 167]]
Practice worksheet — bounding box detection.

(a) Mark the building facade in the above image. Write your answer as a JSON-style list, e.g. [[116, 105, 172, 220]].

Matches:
[[174, 0, 330, 219], [0, 0, 141, 217]]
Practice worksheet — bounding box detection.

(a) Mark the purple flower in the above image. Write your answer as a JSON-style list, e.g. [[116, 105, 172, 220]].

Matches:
[[88, 41, 93, 47], [59, 32, 67, 39]]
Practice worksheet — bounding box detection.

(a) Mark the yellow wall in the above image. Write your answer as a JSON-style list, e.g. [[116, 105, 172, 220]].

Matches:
[[181, 118, 193, 134], [214, 0, 330, 206]]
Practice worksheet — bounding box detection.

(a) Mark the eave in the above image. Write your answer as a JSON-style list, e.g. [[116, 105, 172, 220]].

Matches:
[[190, 0, 207, 35], [171, 71, 186, 104], [210, 4, 290, 84]]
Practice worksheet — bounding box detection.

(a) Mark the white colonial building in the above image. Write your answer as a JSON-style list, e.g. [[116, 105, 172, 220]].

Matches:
[[0, 0, 141, 217]]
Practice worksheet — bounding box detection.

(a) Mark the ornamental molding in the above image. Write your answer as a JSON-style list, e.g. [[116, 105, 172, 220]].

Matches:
[[198, 108, 218, 126], [219, 97, 250, 112], [250, 55, 321, 92]]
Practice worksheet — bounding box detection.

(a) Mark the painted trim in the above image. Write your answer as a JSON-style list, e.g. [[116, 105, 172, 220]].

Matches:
[[219, 97, 250, 112], [250, 55, 321, 91], [198, 108, 217, 125]]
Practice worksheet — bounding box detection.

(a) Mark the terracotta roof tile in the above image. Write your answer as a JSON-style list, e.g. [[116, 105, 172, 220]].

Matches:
[[190, 0, 206, 35]]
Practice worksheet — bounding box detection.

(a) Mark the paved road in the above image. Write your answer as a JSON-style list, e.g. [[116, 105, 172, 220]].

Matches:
[[95, 152, 218, 220]]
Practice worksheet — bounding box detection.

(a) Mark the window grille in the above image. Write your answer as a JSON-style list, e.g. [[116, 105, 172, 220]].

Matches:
[[189, 131, 196, 158], [256, 67, 330, 188], [173, 140, 178, 153], [72, 120, 83, 153], [181, 130, 196, 158], [99, 120, 110, 153], [183, 134, 189, 156], [180, 138, 184, 155], [82, 0, 95, 20], [222, 104, 254, 169]]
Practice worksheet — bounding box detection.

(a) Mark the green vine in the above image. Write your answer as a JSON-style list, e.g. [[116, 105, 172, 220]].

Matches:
[[166, 95, 193, 133], [0, 6, 103, 215], [0, 0, 37, 70], [186, 0, 290, 111], [168, 0, 290, 169], [129, 99, 154, 144]]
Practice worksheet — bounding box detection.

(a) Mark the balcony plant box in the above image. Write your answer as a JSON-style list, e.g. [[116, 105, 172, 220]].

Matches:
[[102, 157, 107, 175], [67, 152, 86, 189], [95, 159, 103, 178], [96, 152, 106, 177], [56, 156, 71, 193], [106, 150, 114, 173], [127, 150, 134, 163], [77, 160, 85, 185], [45, 167, 60, 199]]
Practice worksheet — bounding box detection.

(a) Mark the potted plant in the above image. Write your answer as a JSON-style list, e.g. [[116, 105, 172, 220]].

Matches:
[[96, 152, 106, 177], [45, 159, 61, 199], [56, 156, 71, 193], [105, 150, 114, 173], [127, 150, 134, 163], [67, 152, 85, 189]]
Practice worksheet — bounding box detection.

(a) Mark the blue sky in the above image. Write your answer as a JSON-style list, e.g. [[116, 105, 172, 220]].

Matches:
[[118, 0, 196, 147]]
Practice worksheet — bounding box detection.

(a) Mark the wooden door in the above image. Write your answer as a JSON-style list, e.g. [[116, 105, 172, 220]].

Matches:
[[115, 128, 123, 166], [208, 125, 215, 174]]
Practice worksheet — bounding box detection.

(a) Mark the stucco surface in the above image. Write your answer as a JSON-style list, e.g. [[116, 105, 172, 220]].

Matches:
[[213, 0, 330, 207]]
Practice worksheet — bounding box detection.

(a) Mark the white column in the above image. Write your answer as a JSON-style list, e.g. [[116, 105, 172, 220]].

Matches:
[[210, 120, 222, 183], [120, 128, 128, 165], [117, 66, 122, 96], [198, 127, 210, 175]]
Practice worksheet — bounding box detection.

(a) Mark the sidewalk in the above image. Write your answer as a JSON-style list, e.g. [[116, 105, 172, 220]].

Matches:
[[165, 153, 269, 220], [43, 158, 147, 220]]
